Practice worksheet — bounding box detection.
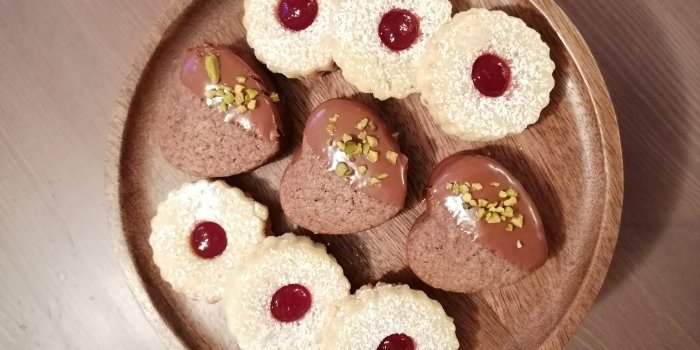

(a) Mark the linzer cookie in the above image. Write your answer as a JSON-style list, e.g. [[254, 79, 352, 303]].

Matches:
[[331, 0, 452, 100], [320, 284, 458, 350], [224, 234, 350, 350], [417, 9, 555, 141], [158, 44, 282, 177], [407, 154, 548, 292], [149, 180, 268, 302], [280, 98, 408, 234], [244, 0, 334, 77]]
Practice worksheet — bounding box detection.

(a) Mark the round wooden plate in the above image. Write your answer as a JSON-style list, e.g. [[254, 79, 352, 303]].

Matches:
[[107, 0, 623, 349]]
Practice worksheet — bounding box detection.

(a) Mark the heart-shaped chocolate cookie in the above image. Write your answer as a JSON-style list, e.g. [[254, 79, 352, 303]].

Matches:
[[407, 154, 548, 293], [280, 98, 408, 234], [159, 44, 282, 177]]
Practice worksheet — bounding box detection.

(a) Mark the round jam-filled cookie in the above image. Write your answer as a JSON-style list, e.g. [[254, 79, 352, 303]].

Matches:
[[159, 44, 282, 177], [417, 9, 555, 141], [407, 154, 548, 293], [149, 180, 268, 302], [280, 98, 408, 234], [320, 284, 458, 350], [244, 0, 334, 77], [331, 0, 451, 100], [224, 233, 350, 350]]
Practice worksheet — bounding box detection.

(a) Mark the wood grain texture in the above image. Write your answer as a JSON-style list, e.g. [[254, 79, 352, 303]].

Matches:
[[107, 0, 622, 349], [1, 1, 698, 350]]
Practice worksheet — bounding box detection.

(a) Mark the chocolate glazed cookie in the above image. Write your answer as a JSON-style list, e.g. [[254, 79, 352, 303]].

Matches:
[[407, 154, 548, 292], [159, 44, 283, 177], [280, 98, 408, 234]]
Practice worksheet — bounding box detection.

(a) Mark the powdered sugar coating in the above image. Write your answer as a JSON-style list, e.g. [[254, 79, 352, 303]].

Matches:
[[244, 0, 334, 78], [332, 0, 452, 100], [321, 284, 458, 350], [417, 9, 555, 141], [149, 180, 268, 303], [224, 233, 350, 350]]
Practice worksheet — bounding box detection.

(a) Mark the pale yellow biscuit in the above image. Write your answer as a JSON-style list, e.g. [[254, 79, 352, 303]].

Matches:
[[417, 9, 555, 141], [149, 180, 268, 303]]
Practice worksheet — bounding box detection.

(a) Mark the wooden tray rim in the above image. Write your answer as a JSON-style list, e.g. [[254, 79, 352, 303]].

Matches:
[[105, 0, 624, 348]]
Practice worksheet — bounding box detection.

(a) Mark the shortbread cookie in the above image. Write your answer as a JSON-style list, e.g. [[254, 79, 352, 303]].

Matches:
[[280, 98, 408, 234], [159, 44, 282, 177], [321, 284, 458, 350], [244, 0, 334, 77], [224, 233, 350, 350], [417, 9, 555, 141], [332, 0, 452, 100], [149, 180, 268, 302], [407, 154, 548, 293]]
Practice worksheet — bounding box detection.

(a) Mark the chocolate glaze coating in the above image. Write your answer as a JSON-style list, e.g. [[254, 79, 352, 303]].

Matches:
[[181, 44, 280, 142], [295, 98, 408, 208], [426, 154, 548, 272]]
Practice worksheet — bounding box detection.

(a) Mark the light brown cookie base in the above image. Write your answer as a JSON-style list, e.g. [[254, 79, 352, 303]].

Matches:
[[158, 86, 279, 178], [407, 203, 528, 293], [280, 143, 400, 234]]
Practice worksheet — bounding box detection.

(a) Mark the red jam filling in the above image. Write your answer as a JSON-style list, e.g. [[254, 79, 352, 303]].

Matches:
[[378, 9, 420, 52], [277, 0, 318, 31], [270, 284, 312, 322], [190, 221, 227, 259], [377, 333, 416, 350], [471, 53, 512, 97]]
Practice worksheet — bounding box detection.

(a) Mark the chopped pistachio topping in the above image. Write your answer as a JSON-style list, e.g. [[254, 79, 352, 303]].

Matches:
[[356, 118, 369, 130], [335, 162, 351, 177], [368, 177, 382, 186], [461, 192, 472, 203], [449, 180, 525, 230], [344, 141, 361, 156], [204, 80, 266, 120], [357, 165, 368, 175], [511, 214, 524, 228], [235, 76, 247, 83], [324, 115, 400, 184], [326, 124, 336, 135], [485, 212, 502, 223], [503, 196, 518, 207], [246, 100, 257, 110], [270, 92, 280, 102], [362, 143, 370, 155], [246, 89, 258, 100], [386, 151, 398, 164], [491, 182, 501, 187], [366, 135, 378, 148], [367, 150, 379, 163], [503, 206, 514, 218], [204, 54, 221, 84]]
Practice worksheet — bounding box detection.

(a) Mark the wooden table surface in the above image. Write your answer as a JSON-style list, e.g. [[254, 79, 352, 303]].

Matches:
[[0, 0, 698, 349]]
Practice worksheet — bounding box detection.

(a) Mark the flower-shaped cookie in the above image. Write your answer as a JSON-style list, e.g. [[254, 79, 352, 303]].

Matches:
[[417, 9, 555, 141]]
